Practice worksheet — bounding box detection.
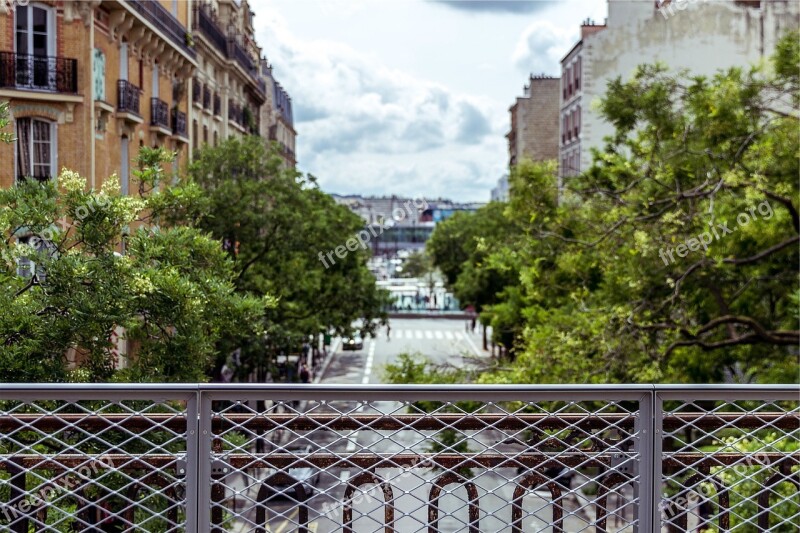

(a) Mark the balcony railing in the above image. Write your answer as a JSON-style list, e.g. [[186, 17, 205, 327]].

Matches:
[[203, 85, 211, 110], [0, 52, 78, 93], [150, 97, 170, 129], [172, 108, 187, 137], [0, 385, 796, 532], [127, 0, 196, 59], [228, 101, 242, 126], [213, 93, 221, 116], [192, 77, 201, 104], [228, 38, 256, 76], [193, 3, 228, 58], [116, 79, 140, 115]]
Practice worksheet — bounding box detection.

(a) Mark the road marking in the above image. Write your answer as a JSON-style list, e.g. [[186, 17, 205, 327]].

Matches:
[[454, 331, 463, 340], [361, 340, 375, 384], [415, 330, 423, 339], [404, 329, 412, 339], [445, 331, 454, 340], [346, 438, 357, 452], [424, 330, 433, 339], [434, 331, 443, 339], [461, 330, 482, 356], [340, 470, 350, 482]]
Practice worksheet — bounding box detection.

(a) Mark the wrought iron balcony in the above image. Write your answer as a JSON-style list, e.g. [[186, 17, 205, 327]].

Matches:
[[192, 78, 201, 104], [213, 93, 221, 116], [116, 79, 141, 115], [0, 384, 796, 532], [228, 101, 242, 126], [150, 97, 170, 129], [193, 3, 228, 58], [0, 52, 78, 93], [127, 0, 195, 59], [203, 85, 211, 110], [172, 108, 187, 138], [228, 38, 256, 76]]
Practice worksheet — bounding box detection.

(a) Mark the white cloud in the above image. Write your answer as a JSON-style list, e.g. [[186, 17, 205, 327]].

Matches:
[[512, 20, 579, 75], [255, 6, 505, 201]]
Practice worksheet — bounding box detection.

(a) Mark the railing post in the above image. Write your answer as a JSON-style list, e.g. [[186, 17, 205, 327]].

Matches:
[[635, 388, 656, 533], [185, 391, 200, 532], [198, 390, 213, 533]]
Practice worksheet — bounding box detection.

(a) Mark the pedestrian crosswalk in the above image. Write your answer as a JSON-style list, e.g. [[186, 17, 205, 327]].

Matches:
[[391, 329, 469, 341]]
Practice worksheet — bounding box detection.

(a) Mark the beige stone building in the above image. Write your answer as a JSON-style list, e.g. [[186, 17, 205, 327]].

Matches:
[[0, 0, 196, 190], [0, 0, 296, 192], [505, 74, 559, 168]]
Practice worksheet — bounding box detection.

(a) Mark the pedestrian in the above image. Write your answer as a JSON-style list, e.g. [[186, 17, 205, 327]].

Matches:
[[471, 318, 476, 332], [299, 362, 311, 384], [386, 323, 391, 341]]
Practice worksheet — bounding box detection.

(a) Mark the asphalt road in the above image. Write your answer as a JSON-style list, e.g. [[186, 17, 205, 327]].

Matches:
[[229, 318, 630, 532]]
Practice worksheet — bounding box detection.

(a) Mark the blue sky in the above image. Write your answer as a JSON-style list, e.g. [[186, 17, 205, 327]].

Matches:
[[254, 0, 607, 201]]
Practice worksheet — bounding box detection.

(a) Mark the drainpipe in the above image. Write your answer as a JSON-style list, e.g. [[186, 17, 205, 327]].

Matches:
[[90, 10, 96, 189]]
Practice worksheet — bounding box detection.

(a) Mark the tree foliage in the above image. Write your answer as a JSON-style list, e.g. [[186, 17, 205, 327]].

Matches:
[[429, 33, 799, 384], [158, 137, 388, 378], [0, 149, 266, 382]]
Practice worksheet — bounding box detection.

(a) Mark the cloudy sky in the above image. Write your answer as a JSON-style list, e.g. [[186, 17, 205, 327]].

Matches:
[[253, 0, 607, 201]]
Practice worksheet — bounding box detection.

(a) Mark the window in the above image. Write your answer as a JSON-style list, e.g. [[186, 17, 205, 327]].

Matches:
[[566, 66, 572, 97], [575, 57, 581, 90], [152, 63, 159, 98], [16, 118, 55, 182], [94, 49, 106, 100], [15, 3, 56, 90]]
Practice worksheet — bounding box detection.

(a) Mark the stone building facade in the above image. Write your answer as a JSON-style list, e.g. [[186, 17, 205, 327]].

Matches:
[[506, 74, 559, 168], [0, 0, 296, 192], [0, 0, 195, 190]]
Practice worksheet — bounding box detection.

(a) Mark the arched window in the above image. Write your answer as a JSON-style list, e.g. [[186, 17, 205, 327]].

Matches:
[[16, 117, 56, 182]]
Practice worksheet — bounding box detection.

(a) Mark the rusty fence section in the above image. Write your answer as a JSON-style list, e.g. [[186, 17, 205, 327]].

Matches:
[[0, 385, 797, 532]]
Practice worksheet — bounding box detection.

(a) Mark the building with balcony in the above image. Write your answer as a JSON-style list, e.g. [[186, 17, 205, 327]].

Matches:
[[0, 0, 196, 190], [257, 56, 296, 168], [506, 75, 559, 169], [558, 0, 799, 187], [190, 0, 267, 152]]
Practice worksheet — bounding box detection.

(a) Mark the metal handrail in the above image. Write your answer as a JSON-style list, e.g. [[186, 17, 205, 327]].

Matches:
[[117, 79, 140, 114], [0, 51, 78, 93]]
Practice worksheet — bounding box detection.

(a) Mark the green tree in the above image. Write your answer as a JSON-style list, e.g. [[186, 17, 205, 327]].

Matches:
[[428, 33, 799, 385], [0, 149, 266, 382], [159, 137, 388, 379]]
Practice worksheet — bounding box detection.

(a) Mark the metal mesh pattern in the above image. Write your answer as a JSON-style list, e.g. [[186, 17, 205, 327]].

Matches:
[[0, 387, 196, 532], [0, 385, 797, 532], [203, 388, 648, 533], [658, 389, 800, 532]]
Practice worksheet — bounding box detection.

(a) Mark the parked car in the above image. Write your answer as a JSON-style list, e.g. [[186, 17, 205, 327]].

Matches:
[[342, 334, 364, 350], [261, 444, 321, 499]]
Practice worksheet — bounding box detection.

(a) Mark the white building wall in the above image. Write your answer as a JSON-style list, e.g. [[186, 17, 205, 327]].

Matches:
[[577, 0, 799, 173]]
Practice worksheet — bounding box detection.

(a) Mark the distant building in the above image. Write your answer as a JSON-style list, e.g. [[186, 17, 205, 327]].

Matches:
[[559, 0, 798, 186], [506, 75, 560, 168], [491, 175, 509, 202], [332, 194, 483, 256]]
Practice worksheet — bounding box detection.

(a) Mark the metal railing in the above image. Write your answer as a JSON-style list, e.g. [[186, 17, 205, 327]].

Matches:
[[229, 38, 256, 76], [0, 52, 78, 93], [172, 108, 187, 138], [213, 93, 221, 116], [193, 3, 228, 58], [0, 385, 796, 532], [127, 0, 196, 59], [150, 97, 170, 129], [116, 79, 140, 115]]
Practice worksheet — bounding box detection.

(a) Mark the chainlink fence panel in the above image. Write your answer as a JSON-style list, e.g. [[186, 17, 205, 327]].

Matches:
[[0, 384, 797, 532]]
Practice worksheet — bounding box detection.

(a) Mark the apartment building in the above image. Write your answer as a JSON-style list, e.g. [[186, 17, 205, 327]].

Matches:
[[0, 0, 195, 190], [506, 74, 559, 168], [0, 0, 296, 192], [558, 0, 799, 184]]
